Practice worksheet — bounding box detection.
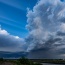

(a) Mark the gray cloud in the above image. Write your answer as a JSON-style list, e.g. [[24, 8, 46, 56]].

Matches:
[[57, 31, 65, 36], [0, 28, 26, 52], [26, 0, 65, 59]]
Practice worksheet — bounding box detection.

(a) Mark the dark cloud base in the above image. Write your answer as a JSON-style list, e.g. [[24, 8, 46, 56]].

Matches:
[[0, 51, 28, 59]]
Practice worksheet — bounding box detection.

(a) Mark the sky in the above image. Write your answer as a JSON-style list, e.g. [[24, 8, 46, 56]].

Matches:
[[1, 0, 65, 59], [0, 0, 37, 38]]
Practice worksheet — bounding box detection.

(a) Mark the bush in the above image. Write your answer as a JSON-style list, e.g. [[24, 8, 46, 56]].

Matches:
[[17, 57, 30, 65], [17, 57, 42, 65]]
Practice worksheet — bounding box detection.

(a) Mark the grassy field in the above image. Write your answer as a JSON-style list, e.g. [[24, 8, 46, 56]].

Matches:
[[0, 57, 42, 65], [0, 57, 65, 65]]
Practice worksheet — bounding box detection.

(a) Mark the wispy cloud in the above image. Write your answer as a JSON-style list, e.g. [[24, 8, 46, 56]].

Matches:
[[0, 16, 26, 30], [0, 0, 26, 11]]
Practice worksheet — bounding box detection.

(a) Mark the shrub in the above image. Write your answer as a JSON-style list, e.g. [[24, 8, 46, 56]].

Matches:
[[17, 57, 42, 65], [17, 57, 30, 65]]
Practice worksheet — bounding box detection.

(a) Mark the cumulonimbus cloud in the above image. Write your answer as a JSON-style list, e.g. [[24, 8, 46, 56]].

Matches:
[[26, 0, 65, 59], [1, 0, 65, 59]]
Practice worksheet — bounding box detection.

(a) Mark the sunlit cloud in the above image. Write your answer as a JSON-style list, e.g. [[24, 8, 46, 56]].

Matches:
[[0, 26, 26, 52]]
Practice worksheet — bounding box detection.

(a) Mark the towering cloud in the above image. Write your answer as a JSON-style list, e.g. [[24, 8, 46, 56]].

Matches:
[[26, 0, 65, 58]]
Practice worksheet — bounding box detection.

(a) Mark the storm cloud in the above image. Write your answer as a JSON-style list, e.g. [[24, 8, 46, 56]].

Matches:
[[1, 0, 65, 59], [26, 0, 65, 58]]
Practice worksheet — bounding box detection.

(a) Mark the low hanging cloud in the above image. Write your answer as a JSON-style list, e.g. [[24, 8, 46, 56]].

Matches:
[[26, 0, 65, 58], [0, 28, 26, 52]]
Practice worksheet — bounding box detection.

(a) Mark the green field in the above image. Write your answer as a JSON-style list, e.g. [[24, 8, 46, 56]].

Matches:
[[0, 57, 65, 65], [0, 57, 42, 65]]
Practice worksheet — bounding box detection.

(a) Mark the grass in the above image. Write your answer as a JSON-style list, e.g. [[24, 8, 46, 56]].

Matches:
[[0, 57, 42, 65], [1, 57, 65, 65]]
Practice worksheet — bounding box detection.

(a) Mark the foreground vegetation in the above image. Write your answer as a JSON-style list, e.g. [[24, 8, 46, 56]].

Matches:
[[31, 59, 65, 64], [0, 57, 42, 65], [1, 57, 65, 65]]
